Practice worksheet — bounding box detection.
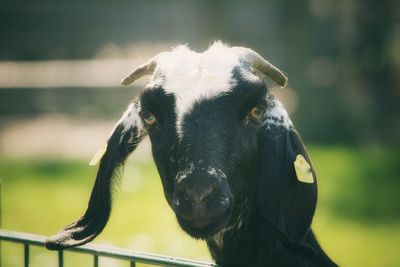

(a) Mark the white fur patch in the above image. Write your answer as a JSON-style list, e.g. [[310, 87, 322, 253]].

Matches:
[[115, 101, 145, 143], [119, 103, 138, 135], [263, 97, 293, 129], [147, 42, 247, 139], [90, 101, 145, 166]]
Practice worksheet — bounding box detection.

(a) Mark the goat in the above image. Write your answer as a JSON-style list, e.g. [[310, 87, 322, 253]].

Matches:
[[46, 42, 337, 267]]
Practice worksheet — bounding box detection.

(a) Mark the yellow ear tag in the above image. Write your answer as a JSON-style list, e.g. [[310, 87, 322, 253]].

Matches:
[[294, 154, 314, 184], [89, 143, 107, 166]]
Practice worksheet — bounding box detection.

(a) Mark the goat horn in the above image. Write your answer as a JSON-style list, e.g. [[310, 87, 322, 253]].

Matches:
[[121, 60, 157, 85], [232, 47, 288, 87], [121, 52, 171, 85]]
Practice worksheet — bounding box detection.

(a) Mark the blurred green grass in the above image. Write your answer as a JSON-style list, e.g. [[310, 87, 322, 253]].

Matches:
[[0, 146, 399, 267]]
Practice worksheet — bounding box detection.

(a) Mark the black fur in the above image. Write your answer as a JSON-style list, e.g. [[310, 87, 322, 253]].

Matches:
[[45, 107, 142, 249], [204, 124, 336, 266], [46, 73, 336, 266]]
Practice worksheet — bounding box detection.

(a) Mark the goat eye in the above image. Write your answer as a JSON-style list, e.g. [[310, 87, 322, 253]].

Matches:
[[141, 111, 157, 126], [249, 105, 266, 122]]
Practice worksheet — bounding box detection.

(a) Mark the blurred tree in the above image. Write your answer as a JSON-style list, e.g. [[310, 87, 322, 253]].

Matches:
[[349, 0, 400, 145]]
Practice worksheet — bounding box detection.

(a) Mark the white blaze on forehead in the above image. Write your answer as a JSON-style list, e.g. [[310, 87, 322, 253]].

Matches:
[[148, 42, 244, 139]]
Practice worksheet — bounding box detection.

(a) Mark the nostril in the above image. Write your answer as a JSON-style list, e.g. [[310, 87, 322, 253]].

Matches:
[[201, 186, 217, 202], [181, 183, 218, 205]]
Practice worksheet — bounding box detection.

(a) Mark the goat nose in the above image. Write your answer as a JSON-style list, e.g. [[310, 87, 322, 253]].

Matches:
[[181, 182, 217, 205]]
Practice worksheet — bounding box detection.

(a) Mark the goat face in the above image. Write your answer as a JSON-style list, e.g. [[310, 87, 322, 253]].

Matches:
[[140, 79, 267, 238], [45, 42, 337, 267], [45, 42, 288, 249]]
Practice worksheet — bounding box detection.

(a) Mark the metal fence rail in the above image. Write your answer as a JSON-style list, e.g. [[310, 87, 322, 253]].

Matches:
[[0, 229, 217, 267]]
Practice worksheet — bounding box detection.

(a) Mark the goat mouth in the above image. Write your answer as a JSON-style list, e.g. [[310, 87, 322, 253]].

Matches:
[[176, 208, 232, 239]]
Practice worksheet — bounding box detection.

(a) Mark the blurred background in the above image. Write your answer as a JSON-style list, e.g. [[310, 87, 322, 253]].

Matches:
[[0, 0, 399, 266]]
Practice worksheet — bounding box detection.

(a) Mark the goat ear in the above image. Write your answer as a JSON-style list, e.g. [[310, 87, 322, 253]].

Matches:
[[45, 102, 145, 250], [257, 118, 317, 244]]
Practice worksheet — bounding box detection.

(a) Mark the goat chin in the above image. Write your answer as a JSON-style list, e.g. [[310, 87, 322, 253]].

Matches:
[[176, 209, 232, 239]]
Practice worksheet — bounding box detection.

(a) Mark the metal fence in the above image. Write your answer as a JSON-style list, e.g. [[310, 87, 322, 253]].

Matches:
[[0, 181, 217, 267], [0, 230, 217, 267]]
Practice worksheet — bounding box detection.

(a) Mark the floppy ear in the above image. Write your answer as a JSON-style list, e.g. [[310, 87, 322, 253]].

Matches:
[[46, 101, 145, 250], [257, 98, 317, 255]]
